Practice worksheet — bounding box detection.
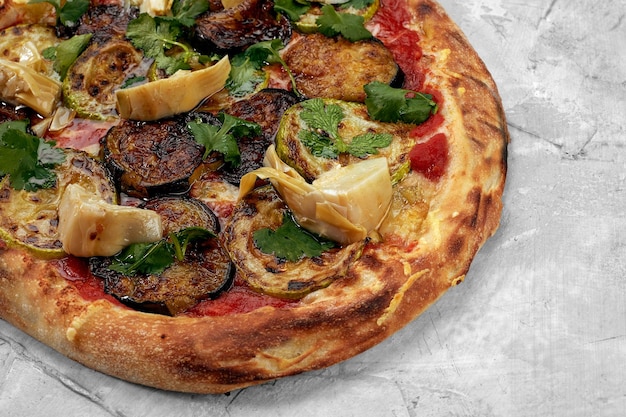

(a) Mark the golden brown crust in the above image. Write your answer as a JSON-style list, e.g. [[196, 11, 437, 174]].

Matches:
[[0, 0, 508, 393]]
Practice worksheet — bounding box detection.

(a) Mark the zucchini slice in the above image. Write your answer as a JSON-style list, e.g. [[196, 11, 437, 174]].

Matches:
[[0, 150, 116, 258], [223, 185, 364, 299]]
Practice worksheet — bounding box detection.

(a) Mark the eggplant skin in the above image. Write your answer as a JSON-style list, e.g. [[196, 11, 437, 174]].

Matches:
[[218, 89, 301, 185], [90, 196, 233, 316], [283, 33, 401, 102], [102, 117, 204, 198], [194, 0, 292, 52], [74, 4, 138, 42], [142, 196, 221, 235]]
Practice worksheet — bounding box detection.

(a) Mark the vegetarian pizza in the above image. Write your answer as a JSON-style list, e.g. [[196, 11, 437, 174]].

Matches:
[[0, 0, 508, 393]]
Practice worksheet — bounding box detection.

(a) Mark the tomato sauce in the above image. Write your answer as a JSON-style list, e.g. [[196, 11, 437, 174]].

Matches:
[[409, 133, 449, 180], [53, 256, 127, 307], [368, 0, 425, 91], [184, 280, 297, 317]]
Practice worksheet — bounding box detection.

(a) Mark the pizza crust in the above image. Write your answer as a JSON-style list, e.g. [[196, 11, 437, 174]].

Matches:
[[0, 0, 508, 393]]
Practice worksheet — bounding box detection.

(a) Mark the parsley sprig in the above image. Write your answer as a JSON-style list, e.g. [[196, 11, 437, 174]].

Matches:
[[125, 0, 210, 75], [42, 34, 92, 80], [30, 0, 89, 27], [298, 99, 392, 159], [317, 4, 372, 42], [254, 213, 336, 262], [109, 227, 215, 276], [227, 39, 299, 97], [187, 113, 262, 166], [364, 82, 438, 125], [0, 120, 65, 191]]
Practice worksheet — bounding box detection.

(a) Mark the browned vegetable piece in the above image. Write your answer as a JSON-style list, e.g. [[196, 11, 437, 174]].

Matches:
[[194, 0, 291, 52], [283, 33, 402, 102], [216, 88, 300, 185], [101, 116, 204, 197], [74, 4, 138, 42], [90, 197, 234, 316], [142, 196, 220, 235]]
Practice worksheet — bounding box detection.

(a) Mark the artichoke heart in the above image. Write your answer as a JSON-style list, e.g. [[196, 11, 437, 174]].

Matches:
[[115, 56, 231, 121], [240, 145, 392, 245], [58, 183, 163, 257], [0, 59, 61, 116]]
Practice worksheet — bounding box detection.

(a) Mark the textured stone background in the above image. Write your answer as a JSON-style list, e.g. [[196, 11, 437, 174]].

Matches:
[[1, 0, 625, 415]]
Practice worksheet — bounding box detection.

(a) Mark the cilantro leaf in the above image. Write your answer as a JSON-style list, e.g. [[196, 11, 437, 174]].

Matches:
[[109, 240, 174, 276], [44, 33, 92, 80], [253, 213, 336, 262], [298, 130, 339, 159], [299, 98, 344, 141], [187, 114, 261, 166], [170, 0, 209, 27], [126, 12, 202, 75], [30, 0, 89, 26], [0, 121, 65, 191], [109, 227, 215, 276], [364, 81, 437, 125], [226, 55, 266, 97], [347, 132, 393, 158], [340, 0, 374, 10], [316, 4, 372, 42], [274, 0, 311, 21]]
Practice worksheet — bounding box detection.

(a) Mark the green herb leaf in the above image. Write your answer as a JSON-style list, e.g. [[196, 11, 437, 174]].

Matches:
[[0, 121, 65, 191], [300, 98, 344, 140], [47, 33, 92, 80], [347, 132, 393, 158], [30, 0, 89, 26], [253, 213, 336, 262], [364, 81, 437, 125], [274, 0, 311, 21], [187, 114, 261, 166], [109, 227, 215, 276], [126, 13, 198, 75], [226, 55, 266, 97], [170, 0, 209, 27], [316, 4, 372, 42], [340, 0, 374, 10], [298, 130, 339, 159]]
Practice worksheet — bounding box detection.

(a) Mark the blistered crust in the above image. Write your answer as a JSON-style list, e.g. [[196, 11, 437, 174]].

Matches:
[[0, 0, 507, 393]]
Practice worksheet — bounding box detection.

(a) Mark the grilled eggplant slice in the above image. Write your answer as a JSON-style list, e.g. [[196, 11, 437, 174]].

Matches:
[[74, 4, 138, 42], [283, 33, 401, 102], [102, 116, 204, 197], [142, 196, 220, 235], [223, 185, 364, 299], [194, 0, 292, 52], [90, 196, 233, 315], [215, 89, 301, 185]]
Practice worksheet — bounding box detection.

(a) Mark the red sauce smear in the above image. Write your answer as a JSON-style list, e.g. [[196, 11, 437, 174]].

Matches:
[[368, 0, 425, 91], [52, 256, 127, 307], [46, 118, 116, 150], [409, 133, 449, 181], [184, 280, 297, 317]]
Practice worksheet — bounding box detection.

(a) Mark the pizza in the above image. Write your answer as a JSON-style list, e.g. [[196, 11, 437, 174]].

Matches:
[[0, 0, 508, 393]]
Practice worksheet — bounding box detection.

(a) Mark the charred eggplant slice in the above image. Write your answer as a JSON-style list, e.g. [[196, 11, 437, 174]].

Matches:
[[223, 185, 364, 299], [215, 89, 301, 185], [90, 196, 233, 315], [74, 4, 138, 42], [194, 0, 291, 52], [283, 33, 401, 102], [102, 116, 204, 197], [142, 196, 220, 235]]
